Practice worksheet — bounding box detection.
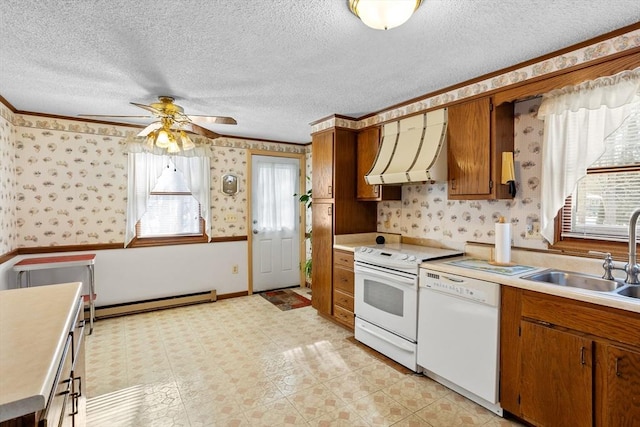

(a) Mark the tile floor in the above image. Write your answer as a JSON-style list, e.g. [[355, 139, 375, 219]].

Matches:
[[86, 288, 522, 426]]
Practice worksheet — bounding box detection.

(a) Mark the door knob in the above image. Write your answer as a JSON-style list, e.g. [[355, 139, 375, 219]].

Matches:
[[253, 229, 258, 234], [253, 220, 258, 224]]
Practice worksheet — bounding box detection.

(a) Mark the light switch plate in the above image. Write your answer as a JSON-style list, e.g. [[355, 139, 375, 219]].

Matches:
[[525, 218, 541, 239]]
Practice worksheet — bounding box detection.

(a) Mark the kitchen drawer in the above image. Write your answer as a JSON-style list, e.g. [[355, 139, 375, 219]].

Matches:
[[333, 250, 354, 269], [333, 265, 354, 294], [333, 289, 354, 311], [333, 305, 355, 329]]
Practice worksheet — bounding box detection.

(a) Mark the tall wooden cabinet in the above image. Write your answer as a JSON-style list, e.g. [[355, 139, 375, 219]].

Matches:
[[447, 96, 514, 200], [311, 202, 333, 314], [500, 286, 640, 426], [311, 126, 377, 320], [356, 126, 401, 201]]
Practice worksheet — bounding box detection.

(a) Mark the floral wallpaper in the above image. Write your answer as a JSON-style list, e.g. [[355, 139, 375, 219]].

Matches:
[[311, 29, 640, 133], [377, 98, 546, 250], [0, 103, 17, 254], [5, 114, 305, 250]]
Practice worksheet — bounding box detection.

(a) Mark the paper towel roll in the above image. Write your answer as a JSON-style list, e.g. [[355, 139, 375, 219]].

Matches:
[[495, 218, 511, 265]]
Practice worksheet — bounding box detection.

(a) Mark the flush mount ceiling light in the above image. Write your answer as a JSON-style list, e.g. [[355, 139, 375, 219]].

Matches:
[[348, 0, 423, 30]]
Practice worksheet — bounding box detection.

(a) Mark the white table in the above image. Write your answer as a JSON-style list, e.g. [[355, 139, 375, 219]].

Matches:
[[13, 254, 96, 334]]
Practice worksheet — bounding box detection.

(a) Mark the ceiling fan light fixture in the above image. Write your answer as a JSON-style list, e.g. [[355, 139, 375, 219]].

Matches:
[[145, 131, 156, 149], [167, 140, 181, 153], [349, 0, 422, 30], [155, 129, 171, 148], [180, 130, 195, 150]]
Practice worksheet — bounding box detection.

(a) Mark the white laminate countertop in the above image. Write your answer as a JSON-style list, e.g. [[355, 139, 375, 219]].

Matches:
[[334, 238, 640, 314], [0, 282, 82, 422], [421, 257, 640, 314]]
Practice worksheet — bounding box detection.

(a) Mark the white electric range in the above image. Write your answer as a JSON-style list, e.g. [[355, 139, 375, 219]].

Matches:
[[353, 244, 462, 371]]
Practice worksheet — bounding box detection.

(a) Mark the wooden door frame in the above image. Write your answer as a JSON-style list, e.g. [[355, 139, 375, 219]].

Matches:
[[247, 149, 306, 295]]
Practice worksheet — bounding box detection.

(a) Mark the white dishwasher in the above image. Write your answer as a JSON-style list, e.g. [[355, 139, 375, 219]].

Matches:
[[417, 268, 502, 416]]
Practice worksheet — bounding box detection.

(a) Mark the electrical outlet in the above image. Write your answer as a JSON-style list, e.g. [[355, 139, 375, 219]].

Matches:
[[525, 219, 541, 239], [224, 214, 238, 223], [232, 264, 239, 274]]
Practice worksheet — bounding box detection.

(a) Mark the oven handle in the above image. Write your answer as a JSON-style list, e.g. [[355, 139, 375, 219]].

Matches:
[[357, 320, 415, 352], [354, 263, 417, 287]]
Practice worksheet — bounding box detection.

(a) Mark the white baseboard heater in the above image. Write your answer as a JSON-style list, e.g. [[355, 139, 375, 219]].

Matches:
[[92, 289, 217, 319]]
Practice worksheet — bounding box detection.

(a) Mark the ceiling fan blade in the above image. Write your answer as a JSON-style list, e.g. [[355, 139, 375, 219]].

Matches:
[[131, 102, 163, 115], [188, 115, 237, 125], [182, 122, 221, 139], [137, 122, 163, 137], [78, 114, 153, 118]]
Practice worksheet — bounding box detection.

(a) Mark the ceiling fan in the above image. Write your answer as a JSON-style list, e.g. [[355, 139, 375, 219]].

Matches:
[[80, 96, 237, 150]]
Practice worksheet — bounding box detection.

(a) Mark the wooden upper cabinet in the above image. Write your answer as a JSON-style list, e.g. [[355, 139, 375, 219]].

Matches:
[[312, 130, 334, 200], [447, 96, 514, 200], [356, 127, 401, 201]]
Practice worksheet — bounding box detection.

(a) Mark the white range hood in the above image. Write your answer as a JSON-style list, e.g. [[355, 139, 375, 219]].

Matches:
[[365, 109, 448, 185]]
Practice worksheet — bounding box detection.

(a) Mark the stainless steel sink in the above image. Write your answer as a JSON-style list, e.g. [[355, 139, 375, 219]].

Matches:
[[522, 270, 625, 292], [615, 286, 640, 299]]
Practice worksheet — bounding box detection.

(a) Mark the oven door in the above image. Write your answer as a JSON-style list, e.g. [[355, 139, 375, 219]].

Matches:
[[354, 262, 418, 341]]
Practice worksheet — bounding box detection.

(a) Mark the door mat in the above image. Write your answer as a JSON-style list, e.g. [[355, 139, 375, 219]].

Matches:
[[260, 289, 312, 311]]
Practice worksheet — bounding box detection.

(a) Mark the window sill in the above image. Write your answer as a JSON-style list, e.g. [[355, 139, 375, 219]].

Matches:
[[549, 238, 630, 262], [127, 234, 209, 248]]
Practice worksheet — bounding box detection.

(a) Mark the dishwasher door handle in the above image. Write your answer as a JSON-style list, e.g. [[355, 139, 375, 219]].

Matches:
[[358, 322, 414, 352], [442, 275, 465, 283]]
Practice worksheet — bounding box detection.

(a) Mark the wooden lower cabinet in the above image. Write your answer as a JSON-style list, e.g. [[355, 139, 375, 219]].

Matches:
[[600, 345, 640, 427], [500, 286, 640, 427], [332, 249, 354, 329], [520, 321, 593, 427]]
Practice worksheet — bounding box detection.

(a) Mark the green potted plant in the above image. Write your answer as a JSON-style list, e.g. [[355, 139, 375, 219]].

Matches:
[[297, 185, 312, 286]]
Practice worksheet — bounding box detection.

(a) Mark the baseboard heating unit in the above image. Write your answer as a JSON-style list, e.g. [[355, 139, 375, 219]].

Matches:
[[93, 289, 217, 319]]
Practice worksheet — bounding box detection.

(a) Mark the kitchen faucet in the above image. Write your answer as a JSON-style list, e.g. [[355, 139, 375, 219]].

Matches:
[[627, 207, 640, 285]]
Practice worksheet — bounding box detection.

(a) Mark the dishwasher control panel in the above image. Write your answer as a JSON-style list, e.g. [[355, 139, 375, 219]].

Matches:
[[420, 269, 499, 306]]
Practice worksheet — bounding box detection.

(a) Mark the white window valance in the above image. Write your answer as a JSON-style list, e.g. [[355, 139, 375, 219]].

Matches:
[[126, 140, 212, 158], [537, 67, 640, 243]]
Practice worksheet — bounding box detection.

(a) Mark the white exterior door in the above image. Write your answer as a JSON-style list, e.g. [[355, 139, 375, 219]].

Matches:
[[251, 155, 301, 292]]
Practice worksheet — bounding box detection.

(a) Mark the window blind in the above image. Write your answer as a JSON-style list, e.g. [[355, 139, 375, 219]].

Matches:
[[562, 102, 640, 241], [139, 162, 202, 238]]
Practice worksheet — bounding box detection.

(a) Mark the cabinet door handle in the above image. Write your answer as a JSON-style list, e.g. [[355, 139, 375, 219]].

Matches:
[[374, 186, 379, 195], [327, 206, 332, 216], [328, 185, 333, 196], [615, 357, 621, 377], [71, 391, 80, 415], [451, 179, 456, 190], [580, 346, 586, 366], [73, 375, 82, 397]]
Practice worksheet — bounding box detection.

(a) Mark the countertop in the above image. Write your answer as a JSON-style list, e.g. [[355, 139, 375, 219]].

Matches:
[[334, 236, 640, 314], [0, 282, 82, 422]]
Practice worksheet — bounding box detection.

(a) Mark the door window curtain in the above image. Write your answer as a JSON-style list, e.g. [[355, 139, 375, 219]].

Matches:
[[537, 67, 640, 242], [125, 151, 211, 246], [254, 160, 297, 232]]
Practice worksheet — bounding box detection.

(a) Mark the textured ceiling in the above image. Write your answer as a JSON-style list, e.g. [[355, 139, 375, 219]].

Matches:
[[1, 1, 639, 144]]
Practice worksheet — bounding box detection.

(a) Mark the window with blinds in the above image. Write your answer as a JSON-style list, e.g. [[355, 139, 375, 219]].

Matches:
[[561, 102, 640, 241], [138, 164, 203, 238]]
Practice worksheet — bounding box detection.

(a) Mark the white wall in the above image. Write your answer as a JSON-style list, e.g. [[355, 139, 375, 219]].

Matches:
[[0, 241, 248, 306]]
